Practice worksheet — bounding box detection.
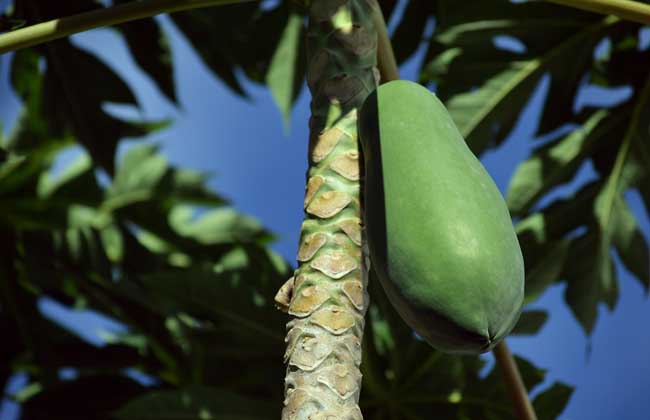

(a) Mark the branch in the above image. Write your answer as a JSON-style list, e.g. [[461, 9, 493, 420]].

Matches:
[[370, 6, 538, 420], [371, 2, 399, 83], [548, 0, 650, 24], [0, 0, 257, 54], [493, 342, 538, 420]]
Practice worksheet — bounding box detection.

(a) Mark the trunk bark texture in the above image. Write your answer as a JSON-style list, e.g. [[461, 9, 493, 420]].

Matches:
[[275, 0, 379, 418]]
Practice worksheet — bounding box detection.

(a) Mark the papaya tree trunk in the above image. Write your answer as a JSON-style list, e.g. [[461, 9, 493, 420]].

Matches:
[[274, 0, 379, 418]]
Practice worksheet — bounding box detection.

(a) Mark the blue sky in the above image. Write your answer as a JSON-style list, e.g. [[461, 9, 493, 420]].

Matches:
[[1, 4, 650, 420]]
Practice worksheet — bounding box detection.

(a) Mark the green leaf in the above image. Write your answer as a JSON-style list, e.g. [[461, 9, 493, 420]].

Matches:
[[38, 152, 102, 205], [591, 76, 650, 294], [171, 3, 296, 96], [9, 39, 167, 174], [8, 49, 67, 154], [564, 232, 617, 334], [511, 310, 548, 335], [507, 110, 609, 216], [522, 239, 570, 304], [115, 12, 177, 103], [0, 152, 29, 192], [108, 144, 168, 204], [101, 223, 125, 263], [442, 60, 541, 154], [168, 169, 224, 206], [533, 382, 574, 420], [105, 144, 224, 219], [115, 386, 277, 420], [514, 180, 602, 304], [266, 12, 305, 127], [390, 1, 435, 64], [594, 77, 650, 233], [612, 196, 650, 291], [169, 206, 270, 245], [141, 261, 287, 344], [421, 1, 614, 154]]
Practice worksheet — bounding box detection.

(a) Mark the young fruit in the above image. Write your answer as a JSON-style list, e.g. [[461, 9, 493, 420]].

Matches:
[[359, 80, 524, 354]]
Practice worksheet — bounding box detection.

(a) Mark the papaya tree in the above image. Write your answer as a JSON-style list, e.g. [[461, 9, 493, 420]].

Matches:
[[0, 0, 648, 419]]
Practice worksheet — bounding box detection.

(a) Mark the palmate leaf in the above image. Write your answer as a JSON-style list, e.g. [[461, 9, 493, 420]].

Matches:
[[510, 96, 649, 313], [535, 81, 649, 332], [418, 0, 608, 154], [508, 98, 648, 330]]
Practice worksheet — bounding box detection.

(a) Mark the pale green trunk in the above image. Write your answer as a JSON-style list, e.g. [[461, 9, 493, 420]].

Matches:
[[274, 0, 379, 418]]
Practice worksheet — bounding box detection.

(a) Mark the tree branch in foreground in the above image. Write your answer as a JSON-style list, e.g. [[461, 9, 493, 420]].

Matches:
[[0, 0, 256, 54], [548, 0, 650, 24]]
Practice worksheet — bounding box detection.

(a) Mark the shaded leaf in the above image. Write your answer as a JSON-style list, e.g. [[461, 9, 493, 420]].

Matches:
[[172, 2, 295, 96], [564, 232, 617, 334], [107, 144, 224, 217], [612, 195, 650, 291], [108, 144, 168, 202], [9, 39, 167, 174], [390, 0, 434, 64], [38, 152, 102, 205], [115, 12, 177, 103], [115, 386, 277, 420], [514, 182, 601, 303], [141, 263, 286, 345], [533, 382, 574, 420], [421, 0, 609, 153], [511, 310, 548, 335], [521, 238, 570, 304], [20, 375, 146, 420], [507, 110, 609, 216], [266, 12, 305, 126], [169, 206, 270, 245], [593, 76, 650, 292]]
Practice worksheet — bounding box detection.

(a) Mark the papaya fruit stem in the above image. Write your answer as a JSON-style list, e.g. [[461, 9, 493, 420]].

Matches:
[[0, 0, 256, 54], [493, 341, 538, 420], [371, 5, 399, 83], [547, 0, 650, 24]]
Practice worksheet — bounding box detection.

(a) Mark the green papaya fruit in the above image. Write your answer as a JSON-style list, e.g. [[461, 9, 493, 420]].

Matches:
[[359, 80, 524, 354]]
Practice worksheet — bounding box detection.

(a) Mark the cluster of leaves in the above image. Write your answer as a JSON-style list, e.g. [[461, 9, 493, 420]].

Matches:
[[1, 116, 292, 418], [2, 0, 648, 418], [1, 85, 292, 418], [1, 1, 298, 417]]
